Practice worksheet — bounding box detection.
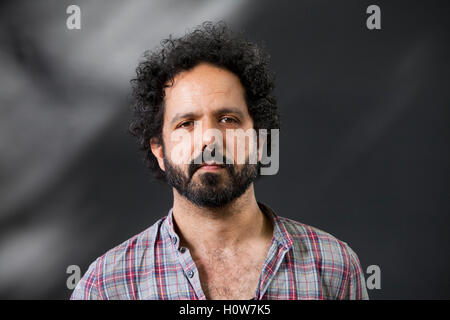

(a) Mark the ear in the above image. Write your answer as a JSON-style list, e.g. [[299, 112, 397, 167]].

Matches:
[[150, 137, 165, 172]]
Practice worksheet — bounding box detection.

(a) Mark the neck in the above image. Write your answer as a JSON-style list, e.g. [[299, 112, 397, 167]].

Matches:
[[171, 185, 273, 253]]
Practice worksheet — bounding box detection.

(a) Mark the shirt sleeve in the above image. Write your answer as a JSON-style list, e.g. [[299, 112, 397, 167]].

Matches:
[[343, 244, 369, 300], [70, 258, 102, 300]]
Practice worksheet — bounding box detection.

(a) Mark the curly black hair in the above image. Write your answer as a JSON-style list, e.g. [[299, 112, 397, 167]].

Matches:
[[128, 21, 279, 180]]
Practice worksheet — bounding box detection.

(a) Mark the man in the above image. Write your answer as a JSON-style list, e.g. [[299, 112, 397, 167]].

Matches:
[[71, 21, 368, 300]]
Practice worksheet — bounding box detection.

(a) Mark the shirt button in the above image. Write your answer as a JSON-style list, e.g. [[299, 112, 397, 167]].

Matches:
[[180, 247, 186, 253], [172, 237, 178, 245], [186, 270, 194, 278]]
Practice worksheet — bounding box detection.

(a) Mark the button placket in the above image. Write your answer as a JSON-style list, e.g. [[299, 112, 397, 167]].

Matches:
[[177, 248, 205, 299], [186, 270, 194, 278], [165, 220, 206, 299]]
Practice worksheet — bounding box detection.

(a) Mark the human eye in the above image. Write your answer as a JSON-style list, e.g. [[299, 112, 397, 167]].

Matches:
[[219, 116, 239, 124], [177, 120, 194, 129]]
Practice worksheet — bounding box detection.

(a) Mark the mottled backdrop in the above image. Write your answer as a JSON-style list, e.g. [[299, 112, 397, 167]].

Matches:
[[0, 0, 449, 299]]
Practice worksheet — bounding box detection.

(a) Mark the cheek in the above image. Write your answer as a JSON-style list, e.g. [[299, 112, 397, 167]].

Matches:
[[225, 128, 258, 164], [165, 130, 195, 165]]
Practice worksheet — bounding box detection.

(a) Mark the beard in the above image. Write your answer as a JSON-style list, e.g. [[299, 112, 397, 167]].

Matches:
[[162, 150, 259, 208]]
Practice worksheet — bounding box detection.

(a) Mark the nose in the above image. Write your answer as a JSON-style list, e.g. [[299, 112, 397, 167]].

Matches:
[[198, 117, 223, 151], [202, 143, 216, 157]]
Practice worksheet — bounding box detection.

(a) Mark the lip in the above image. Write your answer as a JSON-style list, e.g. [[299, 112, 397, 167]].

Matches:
[[198, 163, 225, 171]]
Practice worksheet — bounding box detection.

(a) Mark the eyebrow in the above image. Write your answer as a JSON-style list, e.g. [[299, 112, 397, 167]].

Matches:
[[170, 107, 246, 126], [170, 112, 199, 126]]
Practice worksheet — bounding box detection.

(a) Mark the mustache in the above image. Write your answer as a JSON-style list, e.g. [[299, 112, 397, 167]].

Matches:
[[188, 152, 235, 179]]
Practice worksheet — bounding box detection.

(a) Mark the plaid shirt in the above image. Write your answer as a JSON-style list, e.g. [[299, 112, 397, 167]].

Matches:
[[71, 203, 369, 300]]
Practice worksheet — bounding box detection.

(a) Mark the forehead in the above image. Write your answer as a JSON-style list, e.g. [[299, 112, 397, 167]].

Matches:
[[163, 63, 248, 118]]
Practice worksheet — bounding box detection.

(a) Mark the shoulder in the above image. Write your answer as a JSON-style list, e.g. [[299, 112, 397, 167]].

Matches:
[[71, 216, 166, 300], [278, 215, 363, 276], [277, 216, 368, 299], [98, 216, 165, 268]]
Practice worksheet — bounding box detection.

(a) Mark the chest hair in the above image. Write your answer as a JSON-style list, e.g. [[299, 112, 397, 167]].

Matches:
[[194, 248, 267, 299]]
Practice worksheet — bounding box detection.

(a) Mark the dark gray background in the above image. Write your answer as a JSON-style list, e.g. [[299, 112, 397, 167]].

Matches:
[[0, 0, 448, 299]]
